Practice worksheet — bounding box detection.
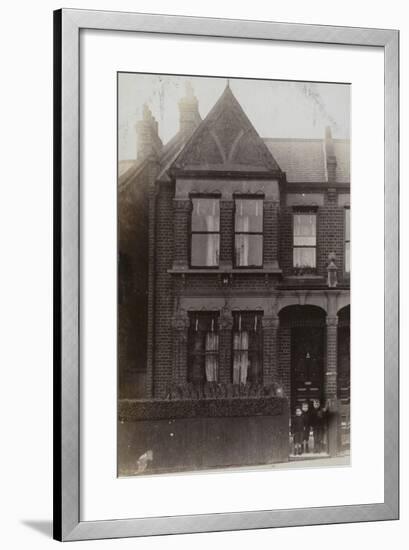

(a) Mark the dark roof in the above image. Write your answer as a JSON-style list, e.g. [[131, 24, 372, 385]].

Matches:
[[264, 138, 350, 184]]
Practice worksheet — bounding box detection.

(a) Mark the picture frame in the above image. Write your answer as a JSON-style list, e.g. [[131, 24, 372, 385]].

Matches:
[[53, 8, 399, 541]]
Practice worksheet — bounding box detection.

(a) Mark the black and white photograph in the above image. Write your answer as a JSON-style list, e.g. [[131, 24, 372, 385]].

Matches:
[[0, 0, 404, 545], [117, 73, 351, 476]]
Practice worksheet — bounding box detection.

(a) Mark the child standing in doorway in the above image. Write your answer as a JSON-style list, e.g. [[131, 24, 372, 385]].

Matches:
[[301, 401, 311, 453], [292, 407, 304, 455], [310, 399, 327, 453]]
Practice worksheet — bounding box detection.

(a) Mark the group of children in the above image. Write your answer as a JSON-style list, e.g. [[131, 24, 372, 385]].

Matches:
[[291, 399, 328, 455]]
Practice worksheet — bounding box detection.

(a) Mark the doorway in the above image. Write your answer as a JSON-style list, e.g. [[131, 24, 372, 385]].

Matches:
[[291, 326, 324, 408]]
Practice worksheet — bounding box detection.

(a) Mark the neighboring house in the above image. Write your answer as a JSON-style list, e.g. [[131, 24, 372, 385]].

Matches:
[[118, 83, 350, 455]]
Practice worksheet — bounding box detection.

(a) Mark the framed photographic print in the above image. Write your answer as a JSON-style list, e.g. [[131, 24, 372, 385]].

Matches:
[[54, 8, 399, 541]]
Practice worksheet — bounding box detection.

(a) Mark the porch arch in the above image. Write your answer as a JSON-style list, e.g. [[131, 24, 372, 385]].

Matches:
[[277, 294, 328, 315]]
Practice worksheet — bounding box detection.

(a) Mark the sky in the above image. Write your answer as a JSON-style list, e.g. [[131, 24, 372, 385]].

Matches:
[[118, 73, 350, 161]]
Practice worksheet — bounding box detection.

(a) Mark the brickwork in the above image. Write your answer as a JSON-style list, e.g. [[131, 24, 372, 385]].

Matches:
[[262, 316, 279, 385], [172, 313, 190, 386], [180, 274, 277, 292], [317, 192, 345, 278], [152, 185, 175, 397], [278, 326, 291, 399], [325, 316, 338, 398], [279, 205, 294, 276], [263, 200, 279, 267], [118, 160, 159, 399], [220, 200, 234, 268], [172, 199, 191, 269], [145, 184, 157, 398]]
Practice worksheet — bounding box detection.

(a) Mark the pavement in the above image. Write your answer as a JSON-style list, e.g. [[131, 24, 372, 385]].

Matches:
[[217, 454, 351, 475]]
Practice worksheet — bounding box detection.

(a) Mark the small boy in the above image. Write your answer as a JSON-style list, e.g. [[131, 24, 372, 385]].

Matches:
[[301, 401, 311, 453], [292, 407, 304, 455]]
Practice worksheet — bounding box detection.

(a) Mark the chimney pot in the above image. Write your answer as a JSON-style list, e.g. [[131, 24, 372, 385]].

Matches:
[[178, 82, 201, 135]]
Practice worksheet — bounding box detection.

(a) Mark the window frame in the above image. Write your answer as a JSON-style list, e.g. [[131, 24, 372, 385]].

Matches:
[[292, 206, 318, 275], [233, 195, 264, 269], [187, 311, 220, 384], [189, 194, 221, 269]]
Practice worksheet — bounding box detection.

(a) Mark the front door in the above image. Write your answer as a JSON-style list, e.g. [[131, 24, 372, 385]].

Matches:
[[291, 326, 324, 408]]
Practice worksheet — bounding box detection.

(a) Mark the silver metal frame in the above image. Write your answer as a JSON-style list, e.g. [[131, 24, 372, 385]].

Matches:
[[54, 8, 399, 541]]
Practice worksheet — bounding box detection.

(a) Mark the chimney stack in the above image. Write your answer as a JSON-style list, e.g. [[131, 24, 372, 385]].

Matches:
[[178, 82, 201, 135], [135, 104, 163, 160], [325, 126, 337, 184]]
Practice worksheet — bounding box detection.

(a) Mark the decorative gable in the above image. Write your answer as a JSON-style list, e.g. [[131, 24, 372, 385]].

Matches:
[[171, 85, 282, 177]]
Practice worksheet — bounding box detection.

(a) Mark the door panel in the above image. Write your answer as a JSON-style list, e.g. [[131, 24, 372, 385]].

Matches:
[[291, 326, 324, 408]]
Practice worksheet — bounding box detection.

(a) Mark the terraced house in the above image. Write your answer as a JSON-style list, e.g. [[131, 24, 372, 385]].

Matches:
[[118, 81, 350, 458]]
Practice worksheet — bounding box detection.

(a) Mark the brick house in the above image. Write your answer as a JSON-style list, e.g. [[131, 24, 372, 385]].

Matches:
[[118, 83, 350, 456]]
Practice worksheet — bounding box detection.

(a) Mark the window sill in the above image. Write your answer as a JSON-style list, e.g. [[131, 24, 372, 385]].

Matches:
[[285, 275, 325, 280], [168, 267, 282, 275]]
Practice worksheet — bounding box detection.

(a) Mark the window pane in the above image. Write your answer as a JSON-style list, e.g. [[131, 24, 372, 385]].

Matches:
[[235, 199, 263, 232], [345, 209, 350, 241], [248, 351, 262, 383], [191, 198, 220, 232], [232, 313, 262, 384], [233, 330, 249, 351], [191, 234, 219, 266], [293, 214, 316, 246], [205, 333, 219, 382], [293, 247, 316, 268], [235, 235, 262, 266], [233, 350, 249, 384], [188, 313, 219, 383], [345, 242, 350, 273]]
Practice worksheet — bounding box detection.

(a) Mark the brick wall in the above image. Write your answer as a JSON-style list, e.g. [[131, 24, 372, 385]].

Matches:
[[173, 198, 191, 269], [220, 200, 234, 267], [278, 326, 291, 400], [124, 179, 349, 399], [317, 191, 345, 279], [152, 183, 175, 397], [118, 161, 155, 398], [263, 200, 279, 267]]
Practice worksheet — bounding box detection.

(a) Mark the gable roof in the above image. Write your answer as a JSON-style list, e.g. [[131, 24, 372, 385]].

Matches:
[[171, 85, 282, 177]]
